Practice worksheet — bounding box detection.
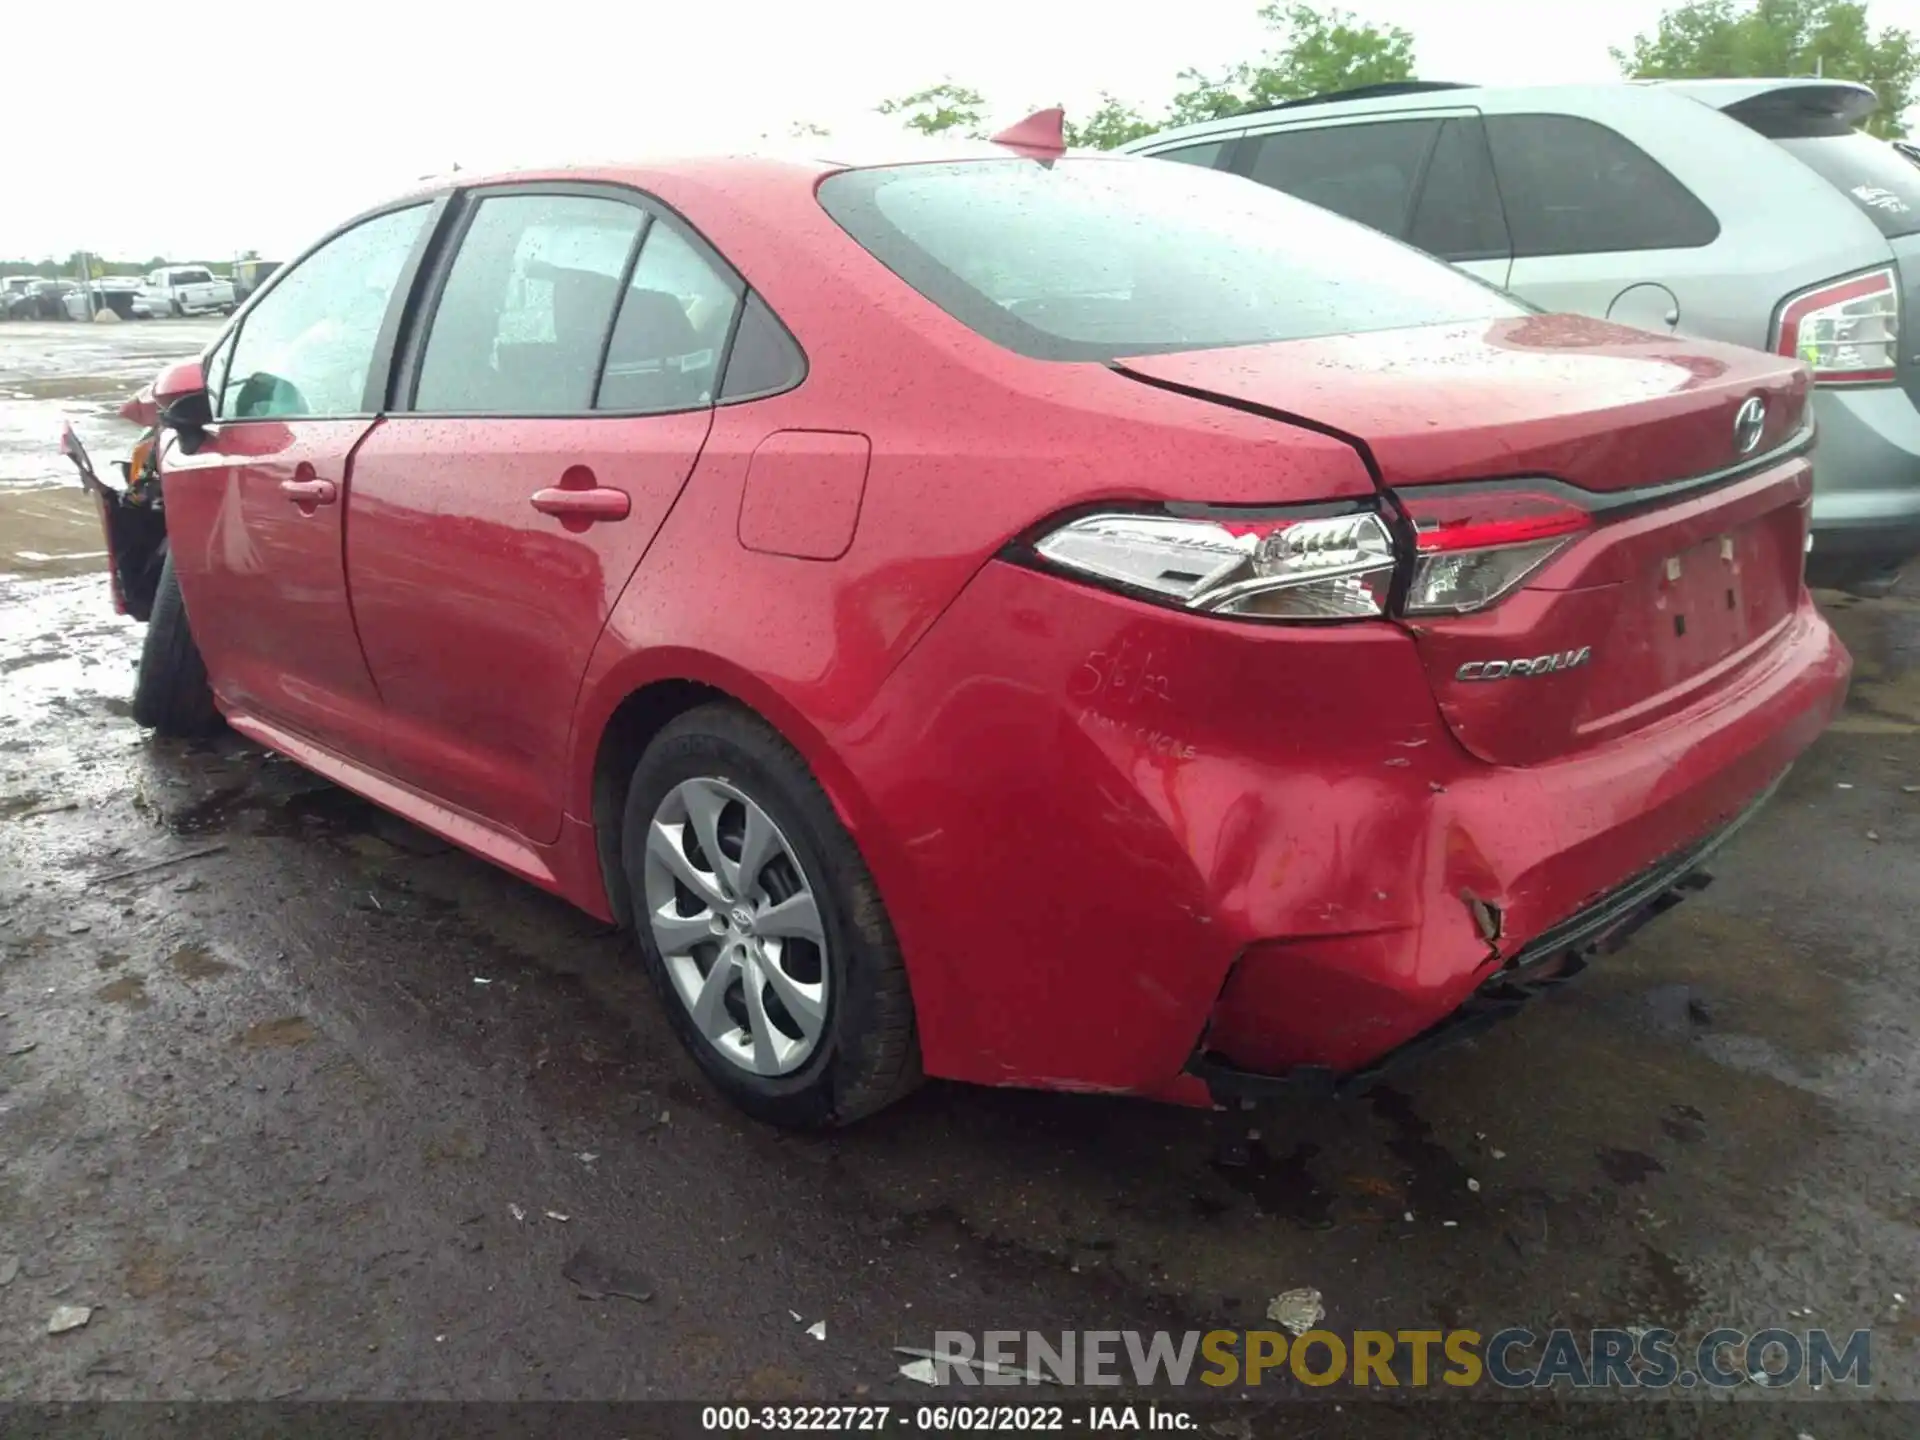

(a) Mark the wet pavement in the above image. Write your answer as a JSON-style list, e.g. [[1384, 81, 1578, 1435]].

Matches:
[[0, 319, 221, 583], [2, 322, 1919, 1430]]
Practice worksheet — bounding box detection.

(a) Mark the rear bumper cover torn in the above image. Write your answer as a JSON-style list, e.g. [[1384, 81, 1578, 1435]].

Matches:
[[1186, 771, 1784, 1103]]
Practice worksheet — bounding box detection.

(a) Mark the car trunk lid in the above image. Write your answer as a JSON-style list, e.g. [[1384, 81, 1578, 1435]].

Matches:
[[1114, 316, 1815, 765]]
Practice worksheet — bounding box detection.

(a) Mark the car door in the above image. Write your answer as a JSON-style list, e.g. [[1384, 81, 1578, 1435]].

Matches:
[[1231, 112, 1513, 290], [346, 185, 742, 843], [1481, 112, 1722, 333], [159, 200, 440, 757]]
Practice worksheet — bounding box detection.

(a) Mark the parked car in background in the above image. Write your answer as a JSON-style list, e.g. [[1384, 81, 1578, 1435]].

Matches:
[[1125, 78, 1920, 594], [134, 265, 236, 317], [95, 132, 1847, 1125], [1, 275, 37, 316], [16, 279, 76, 319], [232, 259, 281, 302], [64, 276, 143, 320]]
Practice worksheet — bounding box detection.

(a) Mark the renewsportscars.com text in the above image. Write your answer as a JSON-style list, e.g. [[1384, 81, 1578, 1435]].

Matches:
[[923, 1327, 1871, 1389]]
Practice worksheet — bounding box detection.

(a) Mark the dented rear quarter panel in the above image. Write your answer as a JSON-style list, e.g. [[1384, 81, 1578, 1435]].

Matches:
[[560, 159, 1850, 1092]]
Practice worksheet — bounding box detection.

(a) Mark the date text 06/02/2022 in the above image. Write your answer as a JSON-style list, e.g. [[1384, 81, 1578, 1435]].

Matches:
[[700, 1405, 1196, 1431]]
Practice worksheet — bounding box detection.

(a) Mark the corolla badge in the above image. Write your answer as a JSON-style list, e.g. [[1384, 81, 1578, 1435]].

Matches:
[[1733, 396, 1767, 456], [1456, 648, 1592, 681]]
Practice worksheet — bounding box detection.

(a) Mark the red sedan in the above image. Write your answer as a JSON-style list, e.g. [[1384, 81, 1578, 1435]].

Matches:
[[97, 117, 1848, 1125]]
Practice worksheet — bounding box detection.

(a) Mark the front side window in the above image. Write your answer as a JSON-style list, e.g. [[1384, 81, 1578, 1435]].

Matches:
[[819, 158, 1523, 362], [1239, 119, 1443, 237], [220, 204, 430, 419], [596, 221, 740, 412], [1484, 114, 1720, 257], [203, 330, 235, 415], [415, 193, 644, 414]]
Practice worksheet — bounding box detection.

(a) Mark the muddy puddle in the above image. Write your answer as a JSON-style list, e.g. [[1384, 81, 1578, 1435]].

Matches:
[[0, 318, 220, 576]]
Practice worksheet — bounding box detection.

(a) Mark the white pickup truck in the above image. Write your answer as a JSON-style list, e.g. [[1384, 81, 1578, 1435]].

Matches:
[[134, 266, 236, 318]]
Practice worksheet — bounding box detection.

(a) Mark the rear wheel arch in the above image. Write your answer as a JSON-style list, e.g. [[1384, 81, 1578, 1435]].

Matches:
[[590, 678, 729, 930], [584, 670, 876, 934]]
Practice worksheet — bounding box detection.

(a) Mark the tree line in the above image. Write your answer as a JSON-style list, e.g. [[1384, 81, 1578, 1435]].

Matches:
[[7, 0, 1915, 265], [876, 0, 1919, 147]]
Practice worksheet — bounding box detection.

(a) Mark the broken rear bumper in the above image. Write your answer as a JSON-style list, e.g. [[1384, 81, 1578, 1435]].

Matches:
[[1186, 771, 1782, 1103]]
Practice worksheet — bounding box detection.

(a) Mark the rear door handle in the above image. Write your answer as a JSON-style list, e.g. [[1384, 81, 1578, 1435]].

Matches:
[[530, 486, 630, 522], [279, 478, 337, 506]]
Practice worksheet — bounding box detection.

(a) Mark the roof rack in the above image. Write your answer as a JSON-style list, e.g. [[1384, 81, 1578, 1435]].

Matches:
[[1241, 80, 1475, 116]]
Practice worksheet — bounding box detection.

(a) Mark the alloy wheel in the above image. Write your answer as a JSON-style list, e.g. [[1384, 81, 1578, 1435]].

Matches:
[[642, 777, 828, 1076]]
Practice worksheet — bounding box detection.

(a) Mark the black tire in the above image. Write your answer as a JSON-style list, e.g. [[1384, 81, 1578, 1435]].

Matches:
[[132, 549, 221, 737], [622, 703, 920, 1127]]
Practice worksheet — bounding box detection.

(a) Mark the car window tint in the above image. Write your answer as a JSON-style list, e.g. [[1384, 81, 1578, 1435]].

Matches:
[[416, 194, 644, 414], [221, 204, 429, 420], [1151, 141, 1229, 169], [1484, 114, 1719, 257], [595, 221, 739, 412], [1771, 133, 1920, 240], [1408, 118, 1509, 262], [820, 159, 1523, 363], [718, 291, 806, 402], [1240, 119, 1442, 236]]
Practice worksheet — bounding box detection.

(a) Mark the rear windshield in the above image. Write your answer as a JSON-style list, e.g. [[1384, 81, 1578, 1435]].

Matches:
[[818, 158, 1524, 361], [1772, 133, 1920, 239]]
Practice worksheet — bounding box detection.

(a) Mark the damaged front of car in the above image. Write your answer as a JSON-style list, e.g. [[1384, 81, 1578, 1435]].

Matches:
[[58, 385, 168, 622]]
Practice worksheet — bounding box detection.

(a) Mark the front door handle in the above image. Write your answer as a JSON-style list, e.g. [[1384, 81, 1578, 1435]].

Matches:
[[279, 477, 337, 507], [530, 486, 630, 522]]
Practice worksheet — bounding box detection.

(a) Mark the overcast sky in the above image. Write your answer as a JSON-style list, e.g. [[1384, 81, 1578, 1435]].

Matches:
[[7, 0, 1918, 262]]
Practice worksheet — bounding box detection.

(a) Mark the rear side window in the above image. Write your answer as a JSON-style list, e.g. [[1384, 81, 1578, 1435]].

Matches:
[[1484, 114, 1720, 257], [1408, 118, 1510, 263], [1772, 133, 1920, 239], [819, 158, 1522, 363], [719, 292, 806, 401], [416, 193, 644, 415], [1151, 140, 1230, 170], [1240, 119, 1441, 237], [596, 221, 740, 412]]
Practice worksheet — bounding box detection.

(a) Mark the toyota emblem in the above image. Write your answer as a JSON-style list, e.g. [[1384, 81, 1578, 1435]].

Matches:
[[1733, 396, 1767, 456]]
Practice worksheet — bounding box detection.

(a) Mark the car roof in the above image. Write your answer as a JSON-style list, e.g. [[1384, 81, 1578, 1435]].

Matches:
[[1121, 76, 1881, 148], [399, 129, 1132, 202]]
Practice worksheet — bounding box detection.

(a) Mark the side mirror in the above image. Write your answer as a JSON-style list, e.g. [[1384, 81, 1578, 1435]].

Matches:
[[153, 360, 212, 440], [118, 384, 158, 427]]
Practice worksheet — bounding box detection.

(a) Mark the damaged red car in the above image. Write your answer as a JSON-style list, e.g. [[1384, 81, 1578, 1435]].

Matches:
[[79, 121, 1849, 1125]]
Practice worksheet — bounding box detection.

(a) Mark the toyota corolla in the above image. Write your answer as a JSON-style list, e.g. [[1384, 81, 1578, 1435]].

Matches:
[[84, 114, 1849, 1126]]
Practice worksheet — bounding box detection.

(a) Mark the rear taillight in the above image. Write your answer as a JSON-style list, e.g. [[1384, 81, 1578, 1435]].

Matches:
[[1032, 508, 1398, 620], [1398, 487, 1590, 615], [1774, 268, 1899, 384], [1029, 487, 1591, 623]]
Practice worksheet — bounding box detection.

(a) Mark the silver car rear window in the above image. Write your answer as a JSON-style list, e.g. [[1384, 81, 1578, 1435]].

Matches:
[[819, 159, 1525, 362]]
